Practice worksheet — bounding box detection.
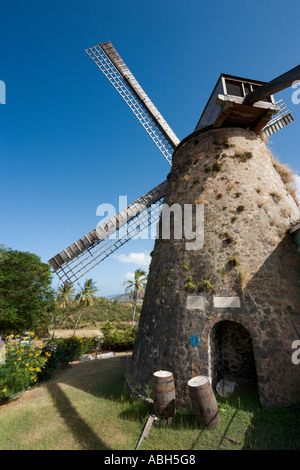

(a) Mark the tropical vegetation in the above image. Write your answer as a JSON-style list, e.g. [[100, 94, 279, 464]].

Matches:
[[0, 246, 55, 336], [124, 268, 147, 327], [73, 279, 99, 335]]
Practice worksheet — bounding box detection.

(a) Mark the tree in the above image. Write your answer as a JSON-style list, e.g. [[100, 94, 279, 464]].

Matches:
[[52, 282, 76, 338], [124, 269, 147, 328], [0, 246, 55, 335], [73, 279, 99, 335]]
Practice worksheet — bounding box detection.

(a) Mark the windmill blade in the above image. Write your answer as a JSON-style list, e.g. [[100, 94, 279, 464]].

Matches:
[[48, 181, 167, 284], [85, 41, 180, 165], [244, 64, 300, 104], [262, 99, 294, 137]]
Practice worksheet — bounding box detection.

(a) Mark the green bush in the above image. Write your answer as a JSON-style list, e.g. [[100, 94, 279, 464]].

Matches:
[[100, 321, 137, 351], [38, 336, 96, 380], [0, 333, 49, 403], [50, 336, 96, 367]]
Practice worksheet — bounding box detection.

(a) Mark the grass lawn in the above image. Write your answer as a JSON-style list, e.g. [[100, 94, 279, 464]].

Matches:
[[0, 357, 299, 450]]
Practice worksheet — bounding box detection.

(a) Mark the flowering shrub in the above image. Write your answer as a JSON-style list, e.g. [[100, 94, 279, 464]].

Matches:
[[0, 333, 49, 403], [37, 343, 59, 381]]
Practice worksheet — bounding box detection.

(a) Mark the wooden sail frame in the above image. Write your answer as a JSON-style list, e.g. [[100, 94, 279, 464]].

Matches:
[[48, 181, 167, 283], [85, 41, 180, 166]]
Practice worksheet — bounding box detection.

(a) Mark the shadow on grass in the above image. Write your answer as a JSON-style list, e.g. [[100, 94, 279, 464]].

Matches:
[[46, 381, 110, 450], [217, 385, 300, 450], [47, 358, 300, 450], [118, 398, 152, 423], [242, 403, 300, 450]]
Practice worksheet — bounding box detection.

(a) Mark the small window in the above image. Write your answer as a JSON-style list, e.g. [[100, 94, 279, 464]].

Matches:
[[244, 83, 252, 96], [225, 80, 243, 97]]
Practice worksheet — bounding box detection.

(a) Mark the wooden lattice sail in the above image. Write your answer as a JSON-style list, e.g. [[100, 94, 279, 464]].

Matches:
[[48, 181, 167, 283], [85, 41, 179, 165]]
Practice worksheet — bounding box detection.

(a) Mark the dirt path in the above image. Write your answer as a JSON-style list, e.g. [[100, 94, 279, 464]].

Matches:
[[48, 329, 103, 338]]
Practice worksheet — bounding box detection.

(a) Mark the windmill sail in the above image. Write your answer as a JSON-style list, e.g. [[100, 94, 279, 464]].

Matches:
[[262, 100, 294, 137], [85, 41, 180, 165], [48, 181, 167, 284]]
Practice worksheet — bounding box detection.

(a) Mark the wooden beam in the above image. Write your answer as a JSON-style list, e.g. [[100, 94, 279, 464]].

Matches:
[[251, 109, 275, 134], [245, 65, 300, 104], [136, 414, 155, 450], [213, 99, 234, 127]]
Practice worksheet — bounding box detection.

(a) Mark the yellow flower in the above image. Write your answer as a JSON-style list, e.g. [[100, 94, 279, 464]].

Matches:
[[18, 357, 21, 361], [29, 332, 35, 337], [13, 362, 16, 365], [2, 388, 7, 393], [26, 363, 29, 367], [36, 367, 40, 372]]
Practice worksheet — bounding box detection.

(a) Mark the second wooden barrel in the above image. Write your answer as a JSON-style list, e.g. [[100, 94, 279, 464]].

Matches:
[[152, 370, 176, 418], [188, 376, 220, 429]]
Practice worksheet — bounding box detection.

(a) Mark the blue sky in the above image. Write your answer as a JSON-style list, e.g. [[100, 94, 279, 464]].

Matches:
[[1, 0, 300, 297]]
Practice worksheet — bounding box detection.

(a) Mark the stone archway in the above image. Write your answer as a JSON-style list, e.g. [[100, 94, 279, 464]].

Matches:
[[209, 320, 258, 390]]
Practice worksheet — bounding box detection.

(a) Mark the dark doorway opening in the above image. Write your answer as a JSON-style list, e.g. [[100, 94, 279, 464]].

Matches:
[[210, 320, 258, 389]]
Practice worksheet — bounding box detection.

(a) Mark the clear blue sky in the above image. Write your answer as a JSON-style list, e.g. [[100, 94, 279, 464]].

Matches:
[[1, 0, 300, 297]]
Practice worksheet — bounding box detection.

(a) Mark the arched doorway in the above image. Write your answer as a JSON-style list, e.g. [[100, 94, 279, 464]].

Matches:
[[210, 320, 258, 389]]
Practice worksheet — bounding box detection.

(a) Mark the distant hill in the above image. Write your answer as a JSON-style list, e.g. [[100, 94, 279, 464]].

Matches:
[[105, 293, 130, 302], [106, 293, 142, 304]]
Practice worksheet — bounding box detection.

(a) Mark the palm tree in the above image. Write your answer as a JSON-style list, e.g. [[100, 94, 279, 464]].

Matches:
[[124, 269, 147, 328], [52, 282, 76, 338], [73, 278, 99, 335]]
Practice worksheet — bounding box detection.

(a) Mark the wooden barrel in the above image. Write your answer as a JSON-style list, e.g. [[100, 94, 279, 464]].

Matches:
[[188, 376, 220, 429], [152, 370, 176, 418]]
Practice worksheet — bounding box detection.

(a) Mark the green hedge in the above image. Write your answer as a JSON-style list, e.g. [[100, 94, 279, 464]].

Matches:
[[100, 321, 137, 351]]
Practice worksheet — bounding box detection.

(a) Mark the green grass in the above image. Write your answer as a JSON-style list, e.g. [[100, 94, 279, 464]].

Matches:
[[0, 357, 299, 450]]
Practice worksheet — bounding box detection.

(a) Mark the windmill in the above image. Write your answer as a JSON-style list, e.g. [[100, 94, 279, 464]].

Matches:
[[48, 42, 300, 409], [48, 41, 299, 287]]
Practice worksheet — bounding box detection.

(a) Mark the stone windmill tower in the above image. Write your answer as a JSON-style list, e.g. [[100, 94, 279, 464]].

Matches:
[[129, 71, 300, 408], [48, 43, 300, 407]]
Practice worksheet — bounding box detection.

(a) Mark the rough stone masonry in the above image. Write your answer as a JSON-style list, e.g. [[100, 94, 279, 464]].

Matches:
[[129, 127, 300, 408]]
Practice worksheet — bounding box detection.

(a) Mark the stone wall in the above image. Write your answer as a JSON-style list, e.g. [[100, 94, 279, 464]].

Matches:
[[129, 127, 300, 407]]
